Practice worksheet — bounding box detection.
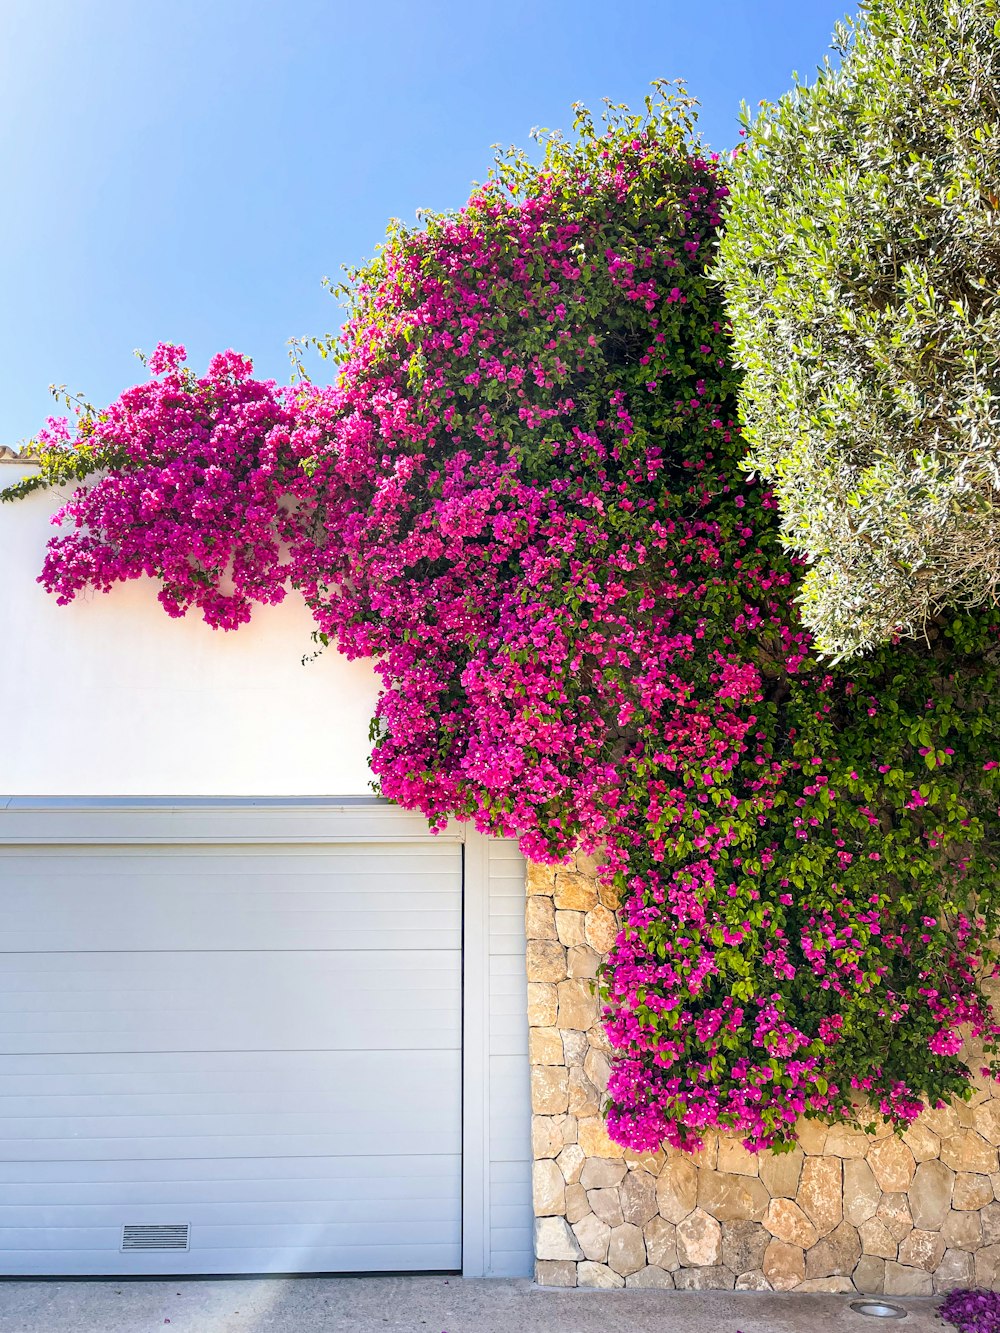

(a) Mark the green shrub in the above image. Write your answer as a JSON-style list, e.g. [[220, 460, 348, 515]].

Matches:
[[716, 0, 1000, 658]]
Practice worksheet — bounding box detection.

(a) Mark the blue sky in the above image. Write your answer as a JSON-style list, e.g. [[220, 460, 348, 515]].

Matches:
[[1, 0, 846, 445]]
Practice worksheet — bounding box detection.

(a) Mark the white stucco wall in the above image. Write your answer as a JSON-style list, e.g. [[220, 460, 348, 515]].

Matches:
[[0, 467, 380, 795]]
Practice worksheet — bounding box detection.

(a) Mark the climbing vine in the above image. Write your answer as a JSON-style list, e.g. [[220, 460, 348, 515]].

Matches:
[[6, 89, 1000, 1151]]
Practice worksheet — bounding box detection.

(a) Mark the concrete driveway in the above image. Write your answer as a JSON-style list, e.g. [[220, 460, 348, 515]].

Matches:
[[0, 1276, 948, 1333]]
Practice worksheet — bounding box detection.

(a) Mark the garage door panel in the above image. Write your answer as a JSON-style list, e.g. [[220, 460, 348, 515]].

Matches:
[[1, 1242, 459, 1277], [0, 1223, 462, 1253], [0, 846, 462, 952], [0, 1053, 459, 1117], [0, 1159, 461, 1208], [0, 1048, 454, 1093], [0, 1099, 461, 1157], [0, 838, 465, 1274], [0, 1193, 463, 1228], [0, 1152, 459, 1188], [0, 953, 461, 1053]]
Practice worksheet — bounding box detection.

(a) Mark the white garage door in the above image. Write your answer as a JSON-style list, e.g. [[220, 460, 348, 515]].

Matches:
[[0, 840, 463, 1276]]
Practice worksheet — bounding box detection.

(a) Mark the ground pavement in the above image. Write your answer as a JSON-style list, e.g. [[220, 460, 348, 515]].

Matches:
[[0, 1276, 948, 1333]]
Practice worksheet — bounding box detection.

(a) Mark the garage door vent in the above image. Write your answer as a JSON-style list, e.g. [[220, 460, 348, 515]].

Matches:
[[121, 1224, 190, 1253]]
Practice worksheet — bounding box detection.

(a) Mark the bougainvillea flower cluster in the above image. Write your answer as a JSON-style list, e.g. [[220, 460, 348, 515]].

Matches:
[[7, 89, 1000, 1151], [939, 1288, 1000, 1333]]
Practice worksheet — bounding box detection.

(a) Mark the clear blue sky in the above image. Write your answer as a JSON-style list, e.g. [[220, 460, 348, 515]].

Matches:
[[1, 0, 846, 445]]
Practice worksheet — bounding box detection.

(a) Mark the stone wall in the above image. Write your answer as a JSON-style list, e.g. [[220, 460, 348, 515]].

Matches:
[[526, 855, 1000, 1295]]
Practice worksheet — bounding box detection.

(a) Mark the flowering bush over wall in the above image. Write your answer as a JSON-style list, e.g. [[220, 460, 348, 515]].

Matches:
[[7, 90, 1000, 1151]]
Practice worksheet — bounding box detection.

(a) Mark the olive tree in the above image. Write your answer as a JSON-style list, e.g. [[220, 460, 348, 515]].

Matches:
[[717, 0, 1000, 657]]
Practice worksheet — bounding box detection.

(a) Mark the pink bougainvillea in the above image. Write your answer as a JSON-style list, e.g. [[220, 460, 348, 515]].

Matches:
[[7, 90, 1000, 1150]]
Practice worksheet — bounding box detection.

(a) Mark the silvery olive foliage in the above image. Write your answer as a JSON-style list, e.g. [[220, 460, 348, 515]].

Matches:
[[716, 0, 1000, 658]]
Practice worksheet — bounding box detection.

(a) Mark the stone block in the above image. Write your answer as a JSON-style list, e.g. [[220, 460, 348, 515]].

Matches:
[[577, 1261, 624, 1288], [673, 1266, 735, 1290], [876, 1193, 914, 1242], [804, 1220, 860, 1278], [655, 1156, 698, 1224], [525, 862, 556, 895], [561, 1029, 588, 1068], [525, 895, 557, 940], [759, 1148, 803, 1199], [825, 1124, 874, 1159], [795, 1118, 829, 1156], [565, 1182, 589, 1224], [531, 1064, 569, 1115], [567, 944, 601, 980], [853, 1255, 885, 1294], [954, 1172, 994, 1211], [554, 911, 586, 947], [527, 983, 557, 1028], [763, 1198, 818, 1249], [597, 877, 621, 910], [867, 1137, 916, 1193], [941, 1130, 999, 1176], [620, 1169, 658, 1227], [721, 1219, 769, 1274], [921, 1099, 961, 1138], [982, 1201, 1000, 1245], [858, 1217, 897, 1260], [624, 1148, 664, 1176], [795, 1277, 854, 1292], [558, 1113, 578, 1145], [574, 851, 604, 878], [572, 1212, 611, 1262], [532, 1115, 563, 1159], [553, 871, 598, 912], [583, 1047, 611, 1092], [556, 1143, 585, 1186], [528, 1027, 564, 1066], [535, 1216, 584, 1262], [897, 1227, 945, 1272], [607, 1222, 646, 1276], [587, 1187, 624, 1228], [580, 1158, 627, 1190], [526, 939, 567, 984], [533, 1159, 566, 1216], [974, 1099, 1000, 1146], [665, 1137, 718, 1169], [976, 1242, 1000, 1288], [798, 1156, 842, 1235], [625, 1265, 674, 1288], [843, 1158, 881, 1227], [883, 1261, 933, 1296], [567, 1066, 600, 1119], [908, 1159, 955, 1230], [577, 1116, 624, 1160], [935, 1247, 975, 1292], [941, 1208, 983, 1252], [763, 1239, 805, 1290], [584, 904, 618, 954], [676, 1208, 722, 1267], [902, 1120, 941, 1164], [586, 1022, 612, 1055], [535, 1260, 577, 1287], [734, 1270, 771, 1290], [717, 1137, 760, 1176], [644, 1215, 678, 1270], [556, 979, 597, 1031], [698, 1169, 768, 1223]]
